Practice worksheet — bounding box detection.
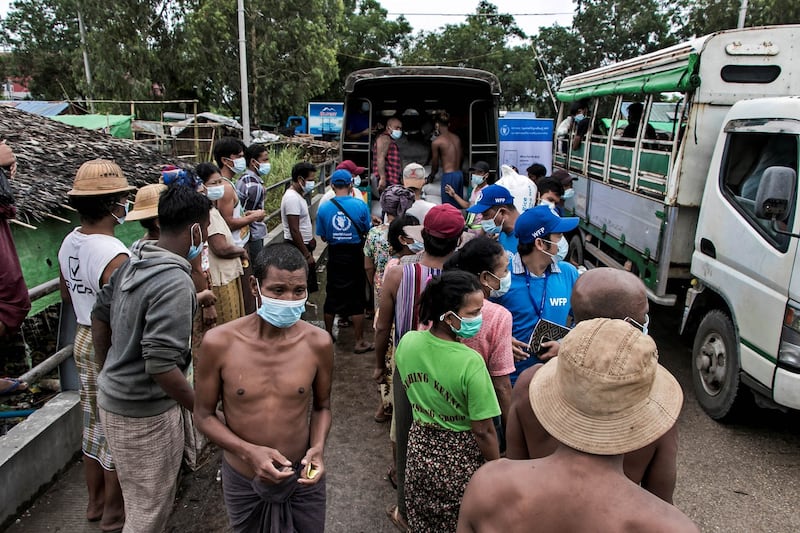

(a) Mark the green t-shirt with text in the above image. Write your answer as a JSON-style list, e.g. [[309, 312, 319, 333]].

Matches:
[[396, 330, 501, 432]]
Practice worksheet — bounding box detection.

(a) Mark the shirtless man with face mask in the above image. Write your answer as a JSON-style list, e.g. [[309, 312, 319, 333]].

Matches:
[[194, 243, 333, 533]]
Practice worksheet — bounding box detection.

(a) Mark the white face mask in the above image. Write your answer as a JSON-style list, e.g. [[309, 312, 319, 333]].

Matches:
[[563, 188, 575, 200], [557, 236, 568, 261], [486, 270, 512, 298], [206, 184, 225, 201], [390, 129, 402, 140], [539, 199, 556, 208]]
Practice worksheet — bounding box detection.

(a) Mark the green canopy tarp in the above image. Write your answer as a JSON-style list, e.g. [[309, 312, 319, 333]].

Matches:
[[557, 54, 701, 102], [52, 114, 134, 139]]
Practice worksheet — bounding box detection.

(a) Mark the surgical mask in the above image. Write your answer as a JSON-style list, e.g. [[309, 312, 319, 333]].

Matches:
[[112, 201, 129, 225], [390, 129, 402, 140], [575, 113, 585, 122], [471, 174, 484, 188], [443, 311, 483, 339], [539, 199, 556, 209], [563, 188, 575, 200], [486, 270, 512, 298], [557, 236, 568, 262], [480, 211, 503, 235], [257, 289, 307, 328], [360, 101, 370, 113], [303, 180, 316, 194], [352, 176, 361, 188], [230, 157, 246, 173], [187, 223, 204, 261], [539, 238, 560, 261], [206, 184, 225, 201], [408, 241, 424, 253], [258, 162, 271, 176], [625, 313, 650, 336]]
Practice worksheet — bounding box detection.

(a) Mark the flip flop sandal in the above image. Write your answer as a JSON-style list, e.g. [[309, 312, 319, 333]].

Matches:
[[386, 504, 408, 532]]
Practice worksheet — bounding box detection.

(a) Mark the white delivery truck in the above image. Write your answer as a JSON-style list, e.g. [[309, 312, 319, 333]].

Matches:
[[552, 25, 800, 420]]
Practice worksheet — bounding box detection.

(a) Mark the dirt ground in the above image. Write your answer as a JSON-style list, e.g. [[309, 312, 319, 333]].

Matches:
[[165, 268, 400, 533]]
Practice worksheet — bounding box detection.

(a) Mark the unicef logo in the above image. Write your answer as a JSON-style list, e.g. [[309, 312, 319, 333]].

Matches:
[[500, 125, 510, 137], [333, 213, 352, 232]]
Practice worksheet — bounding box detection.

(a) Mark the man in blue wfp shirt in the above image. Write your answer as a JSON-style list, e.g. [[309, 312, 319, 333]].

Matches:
[[316, 169, 373, 353], [491, 205, 580, 385]]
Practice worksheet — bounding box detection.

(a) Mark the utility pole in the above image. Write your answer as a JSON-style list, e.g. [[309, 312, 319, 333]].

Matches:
[[76, 4, 94, 113], [237, 0, 251, 144], [737, 0, 749, 29]]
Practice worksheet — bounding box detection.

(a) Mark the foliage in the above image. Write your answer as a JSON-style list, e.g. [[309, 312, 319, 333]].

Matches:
[[181, 0, 344, 127], [261, 144, 304, 230], [677, 0, 800, 38], [317, 0, 412, 100]]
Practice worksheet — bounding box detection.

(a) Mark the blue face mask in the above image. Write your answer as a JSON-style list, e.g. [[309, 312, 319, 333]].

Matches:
[[258, 162, 271, 176], [230, 157, 247, 174], [257, 288, 307, 328], [206, 184, 225, 201], [353, 176, 361, 188], [563, 188, 575, 200], [303, 180, 316, 194], [557, 236, 569, 262], [186, 223, 204, 261], [442, 311, 483, 339], [390, 129, 402, 140], [471, 174, 484, 188], [408, 241, 424, 253], [480, 211, 503, 235]]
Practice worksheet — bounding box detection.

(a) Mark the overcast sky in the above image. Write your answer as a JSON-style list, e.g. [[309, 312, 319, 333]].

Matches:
[[0, 0, 576, 37]]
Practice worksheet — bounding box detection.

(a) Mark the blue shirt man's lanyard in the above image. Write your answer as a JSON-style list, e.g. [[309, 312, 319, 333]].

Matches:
[[524, 264, 550, 320]]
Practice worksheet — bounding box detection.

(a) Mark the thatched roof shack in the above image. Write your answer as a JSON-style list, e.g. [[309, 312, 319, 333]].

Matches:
[[1, 105, 176, 224]]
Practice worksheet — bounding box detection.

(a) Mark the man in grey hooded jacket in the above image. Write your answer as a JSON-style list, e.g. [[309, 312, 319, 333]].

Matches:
[[92, 185, 212, 533]]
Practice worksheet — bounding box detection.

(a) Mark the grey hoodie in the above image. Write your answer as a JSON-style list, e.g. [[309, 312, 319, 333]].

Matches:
[[94, 240, 196, 417]]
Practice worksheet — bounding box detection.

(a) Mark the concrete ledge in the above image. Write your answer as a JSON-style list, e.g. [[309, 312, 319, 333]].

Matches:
[[0, 391, 81, 526]]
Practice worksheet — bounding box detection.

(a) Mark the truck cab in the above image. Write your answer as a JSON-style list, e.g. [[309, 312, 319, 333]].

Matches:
[[684, 97, 800, 418]]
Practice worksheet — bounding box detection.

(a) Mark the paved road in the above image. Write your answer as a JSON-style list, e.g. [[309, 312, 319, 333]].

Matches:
[[7, 300, 800, 532], [650, 303, 800, 532]]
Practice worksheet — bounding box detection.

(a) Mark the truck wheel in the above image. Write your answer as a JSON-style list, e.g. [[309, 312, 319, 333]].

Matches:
[[691, 310, 746, 421], [567, 234, 583, 267]]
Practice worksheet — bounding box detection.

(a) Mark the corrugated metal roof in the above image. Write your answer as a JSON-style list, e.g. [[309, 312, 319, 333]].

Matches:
[[0, 100, 70, 116]]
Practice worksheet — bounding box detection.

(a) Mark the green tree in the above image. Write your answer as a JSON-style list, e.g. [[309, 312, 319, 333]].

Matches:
[[182, 0, 344, 127], [1, 0, 84, 100], [399, 1, 543, 112], [678, 0, 800, 38], [317, 0, 412, 100], [571, 0, 680, 67]]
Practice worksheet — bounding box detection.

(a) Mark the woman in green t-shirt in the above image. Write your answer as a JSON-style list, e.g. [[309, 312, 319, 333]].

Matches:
[[395, 270, 501, 533]]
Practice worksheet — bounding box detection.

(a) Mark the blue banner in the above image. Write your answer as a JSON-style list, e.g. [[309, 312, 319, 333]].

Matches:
[[308, 102, 344, 138]]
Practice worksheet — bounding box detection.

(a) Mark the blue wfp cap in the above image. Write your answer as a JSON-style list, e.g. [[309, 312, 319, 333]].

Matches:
[[330, 169, 353, 186], [466, 184, 515, 213], [515, 205, 579, 244]]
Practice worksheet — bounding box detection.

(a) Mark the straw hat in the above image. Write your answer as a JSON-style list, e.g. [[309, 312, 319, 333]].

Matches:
[[68, 159, 136, 196], [126, 183, 167, 221], [529, 318, 682, 456]]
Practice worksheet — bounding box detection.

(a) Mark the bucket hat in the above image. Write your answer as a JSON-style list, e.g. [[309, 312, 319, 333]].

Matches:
[[530, 318, 682, 455], [68, 159, 135, 197], [126, 183, 167, 221]]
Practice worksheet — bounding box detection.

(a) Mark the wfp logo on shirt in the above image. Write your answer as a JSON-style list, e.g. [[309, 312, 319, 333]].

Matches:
[[549, 297, 568, 306], [332, 213, 352, 232]]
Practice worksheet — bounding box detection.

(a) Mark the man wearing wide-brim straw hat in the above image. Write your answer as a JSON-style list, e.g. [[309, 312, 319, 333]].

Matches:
[[457, 318, 699, 533], [57, 158, 134, 531]]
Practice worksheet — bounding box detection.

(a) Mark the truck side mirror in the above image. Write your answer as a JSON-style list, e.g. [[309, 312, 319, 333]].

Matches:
[[755, 166, 796, 221]]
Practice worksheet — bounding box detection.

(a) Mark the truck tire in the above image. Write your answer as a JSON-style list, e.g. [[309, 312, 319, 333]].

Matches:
[[691, 310, 746, 421]]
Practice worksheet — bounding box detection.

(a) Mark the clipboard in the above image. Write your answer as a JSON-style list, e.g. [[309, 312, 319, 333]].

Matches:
[[529, 318, 571, 354]]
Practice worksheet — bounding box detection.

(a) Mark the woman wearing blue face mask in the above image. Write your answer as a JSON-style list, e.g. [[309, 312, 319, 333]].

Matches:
[[197, 163, 248, 326], [395, 270, 500, 533], [443, 237, 514, 447]]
